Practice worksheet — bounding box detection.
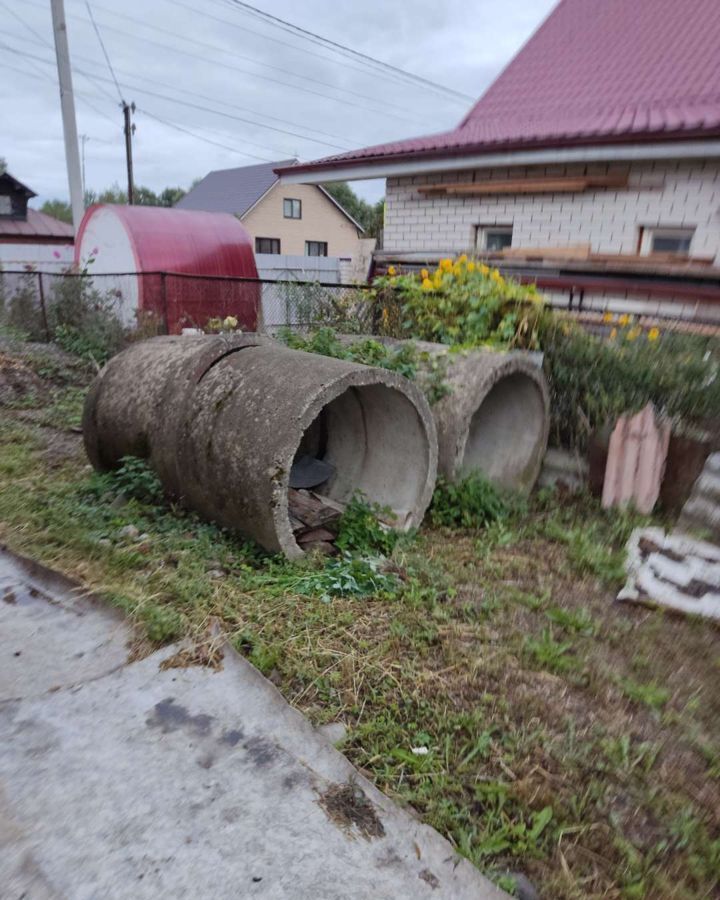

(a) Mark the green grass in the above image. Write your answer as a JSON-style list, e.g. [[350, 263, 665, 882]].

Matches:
[[1, 360, 719, 900]]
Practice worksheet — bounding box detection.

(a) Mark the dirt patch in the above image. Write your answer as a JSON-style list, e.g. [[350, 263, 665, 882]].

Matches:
[[318, 781, 385, 840], [0, 354, 45, 405]]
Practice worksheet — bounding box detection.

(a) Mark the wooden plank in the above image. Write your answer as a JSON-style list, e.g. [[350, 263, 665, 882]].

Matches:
[[418, 174, 628, 197], [496, 244, 592, 260], [296, 527, 338, 544], [288, 489, 343, 530]]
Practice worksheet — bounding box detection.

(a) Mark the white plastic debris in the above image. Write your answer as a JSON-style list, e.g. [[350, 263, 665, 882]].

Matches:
[[618, 527, 720, 620], [411, 747, 429, 756]]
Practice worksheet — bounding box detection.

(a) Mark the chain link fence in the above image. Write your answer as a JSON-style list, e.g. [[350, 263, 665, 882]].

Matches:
[[0, 269, 379, 343]]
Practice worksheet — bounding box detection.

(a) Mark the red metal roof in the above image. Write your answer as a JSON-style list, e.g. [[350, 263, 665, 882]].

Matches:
[[75, 205, 258, 278], [281, 0, 720, 175], [0, 208, 74, 240]]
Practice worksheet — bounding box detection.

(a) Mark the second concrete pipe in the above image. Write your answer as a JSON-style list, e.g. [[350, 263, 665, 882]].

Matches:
[[83, 335, 437, 558], [335, 336, 550, 491]]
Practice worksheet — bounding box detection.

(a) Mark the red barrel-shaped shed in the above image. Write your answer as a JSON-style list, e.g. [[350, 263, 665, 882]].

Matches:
[[74, 204, 259, 333]]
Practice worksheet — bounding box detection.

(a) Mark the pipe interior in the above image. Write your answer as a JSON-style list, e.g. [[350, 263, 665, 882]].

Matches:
[[293, 384, 429, 527], [461, 373, 545, 487]]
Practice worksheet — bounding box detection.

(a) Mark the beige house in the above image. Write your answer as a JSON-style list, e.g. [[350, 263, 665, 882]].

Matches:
[[177, 160, 373, 282]]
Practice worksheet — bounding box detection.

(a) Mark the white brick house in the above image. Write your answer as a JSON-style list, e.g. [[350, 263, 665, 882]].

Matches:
[[279, 0, 720, 322]]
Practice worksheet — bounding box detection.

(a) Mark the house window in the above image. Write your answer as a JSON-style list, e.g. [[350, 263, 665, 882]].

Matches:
[[0, 195, 11, 216], [649, 227, 694, 255], [481, 226, 513, 252], [305, 241, 328, 257], [255, 237, 281, 254], [283, 198, 302, 219]]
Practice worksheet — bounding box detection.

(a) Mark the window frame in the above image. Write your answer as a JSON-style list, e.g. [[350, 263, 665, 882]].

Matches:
[[255, 236, 281, 255], [305, 240, 328, 257], [283, 198, 302, 220], [646, 226, 695, 256], [475, 224, 513, 252]]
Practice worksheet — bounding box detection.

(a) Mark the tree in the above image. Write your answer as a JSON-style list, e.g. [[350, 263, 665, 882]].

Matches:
[[0, 157, 6, 174], [40, 199, 72, 224], [322, 182, 385, 239], [40, 182, 190, 221]]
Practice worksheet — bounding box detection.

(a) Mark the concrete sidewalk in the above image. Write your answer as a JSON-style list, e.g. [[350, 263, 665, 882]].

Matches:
[[0, 547, 506, 900]]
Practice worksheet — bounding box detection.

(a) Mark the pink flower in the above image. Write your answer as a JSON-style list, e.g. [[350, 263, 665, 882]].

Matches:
[[53, 250, 61, 259], [91, 246, 99, 256]]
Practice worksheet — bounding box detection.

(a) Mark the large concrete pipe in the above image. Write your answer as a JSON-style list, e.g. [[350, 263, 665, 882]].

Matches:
[[335, 337, 549, 492], [83, 335, 437, 558], [431, 347, 549, 490]]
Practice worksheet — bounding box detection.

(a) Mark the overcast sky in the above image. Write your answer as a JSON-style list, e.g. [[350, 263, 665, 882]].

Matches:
[[1, 0, 556, 206]]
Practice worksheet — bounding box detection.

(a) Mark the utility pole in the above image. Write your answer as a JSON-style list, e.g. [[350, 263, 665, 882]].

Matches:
[[123, 101, 135, 204], [50, 0, 84, 232], [79, 133, 88, 197]]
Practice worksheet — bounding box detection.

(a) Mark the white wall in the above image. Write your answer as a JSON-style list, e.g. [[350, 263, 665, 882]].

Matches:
[[384, 159, 720, 263], [0, 241, 74, 272]]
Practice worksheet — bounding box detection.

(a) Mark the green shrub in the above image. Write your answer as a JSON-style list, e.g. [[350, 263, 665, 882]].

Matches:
[[429, 474, 511, 528], [540, 314, 720, 449], [335, 493, 399, 556], [372, 256, 543, 349], [48, 273, 125, 363]]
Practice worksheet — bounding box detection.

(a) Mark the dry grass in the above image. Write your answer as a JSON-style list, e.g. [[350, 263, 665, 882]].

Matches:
[[0, 342, 718, 899]]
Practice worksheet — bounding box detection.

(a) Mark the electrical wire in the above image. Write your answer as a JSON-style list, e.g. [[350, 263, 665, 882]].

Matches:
[[2, 45, 312, 158], [7, 28, 356, 146], [218, 0, 474, 102], [84, 0, 123, 103], [0, 0, 118, 103], [69, 5, 431, 126], [136, 108, 275, 161], [3, 44, 354, 152]]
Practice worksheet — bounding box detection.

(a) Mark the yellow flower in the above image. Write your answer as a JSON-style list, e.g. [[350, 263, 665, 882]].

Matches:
[[381, 308, 389, 325], [421, 277, 434, 291], [602, 312, 614, 323], [618, 313, 630, 327], [440, 258, 453, 272], [387, 265, 396, 276], [420, 268, 429, 280], [626, 327, 641, 342], [610, 328, 618, 339], [223, 315, 238, 330], [467, 261, 476, 272], [647, 327, 660, 342], [457, 253, 468, 265], [479, 263, 490, 276], [491, 269, 504, 284]]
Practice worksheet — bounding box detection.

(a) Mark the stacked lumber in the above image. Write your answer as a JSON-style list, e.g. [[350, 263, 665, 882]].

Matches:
[[288, 489, 345, 554]]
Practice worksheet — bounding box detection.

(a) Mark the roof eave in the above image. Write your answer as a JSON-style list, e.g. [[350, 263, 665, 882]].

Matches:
[[278, 130, 720, 184]]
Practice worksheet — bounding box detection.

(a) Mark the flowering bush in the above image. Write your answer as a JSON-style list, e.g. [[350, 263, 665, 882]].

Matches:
[[372, 255, 544, 349], [539, 314, 720, 448]]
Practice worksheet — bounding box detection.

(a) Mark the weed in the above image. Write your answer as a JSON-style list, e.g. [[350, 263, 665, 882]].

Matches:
[[335, 493, 399, 557], [620, 677, 671, 711], [523, 627, 577, 674], [429, 473, 512, 529], [545, 605, 597, 635], [96, 456, 164, 504]]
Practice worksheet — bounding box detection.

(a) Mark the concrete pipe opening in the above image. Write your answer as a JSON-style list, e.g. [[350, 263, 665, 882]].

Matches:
[[461, 371, 548, 488], [291, 383, 430, 532], [83, 336, 437, 560]]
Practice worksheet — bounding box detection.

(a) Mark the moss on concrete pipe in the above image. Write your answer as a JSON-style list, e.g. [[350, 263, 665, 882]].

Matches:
[[336, 336, 549, 492], [83, 335, 438, 558]]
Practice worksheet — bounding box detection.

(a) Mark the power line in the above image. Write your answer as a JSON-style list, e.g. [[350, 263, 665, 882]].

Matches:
[[75, 3, 431, 126], [7, 28, 356, 146], [4, 44, 352, 153], [137, 108, 274, 162], [2, 45, 312, 159], [218, 0, 474, 102], [84, 0, 122, 102], [0, 0, 118, 103]]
